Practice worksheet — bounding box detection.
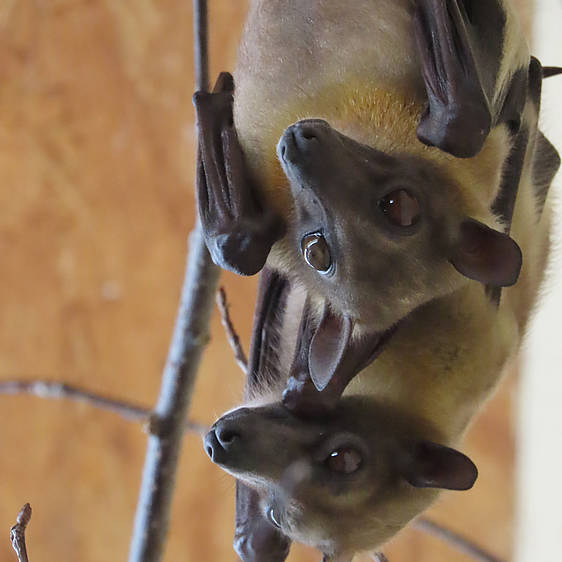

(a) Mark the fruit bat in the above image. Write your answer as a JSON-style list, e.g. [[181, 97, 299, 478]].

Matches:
[[203, 266, 486, 561], [195, 0, 561, 559], [194, 0, 561, 396], [205, 163, 555, 556]]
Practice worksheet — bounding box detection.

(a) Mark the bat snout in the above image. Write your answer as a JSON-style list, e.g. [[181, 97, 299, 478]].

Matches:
[[277, 119, 331, 166], [204, 413, 248, 465]]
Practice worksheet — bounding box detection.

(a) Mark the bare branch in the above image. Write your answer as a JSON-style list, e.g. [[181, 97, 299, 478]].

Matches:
[[414, 518, 505, 562], [0, 380, 150, 422], [128, 230, 219, 562], [0, 379, 208, 435], [127, 3, 219, 559], [216, 286, 248, 374], [10, 504, 32, 562]]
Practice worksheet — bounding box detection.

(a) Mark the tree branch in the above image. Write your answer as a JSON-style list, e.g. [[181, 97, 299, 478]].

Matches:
[[413, 518, 505, 562], [216, 287, 248, 374], [0, 380, 149, 422], [0, 379, 207, 434], [127, 229, 219, 561], [10, 504, 32, 562], [127, 1, 220, 561]]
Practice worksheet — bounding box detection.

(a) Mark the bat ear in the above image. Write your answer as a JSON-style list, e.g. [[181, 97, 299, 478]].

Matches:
[[449, 220, 522, 287], [308, 307, 353, 392], [308, 306, 389, 394], [284, 303, 390, 415], [404, 441, 478, 491]]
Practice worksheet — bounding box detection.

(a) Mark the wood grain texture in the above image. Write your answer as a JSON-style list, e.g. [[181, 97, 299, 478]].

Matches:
[[0, 1, 531, 560]]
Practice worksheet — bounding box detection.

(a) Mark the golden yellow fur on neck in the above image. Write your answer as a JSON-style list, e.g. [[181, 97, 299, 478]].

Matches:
[[252, 81, 510, 224]]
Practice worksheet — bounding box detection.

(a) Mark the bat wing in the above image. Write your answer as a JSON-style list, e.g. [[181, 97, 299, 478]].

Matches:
[[193, 73, 284, 276], [414, 0, 526, 158], [245, 267, 291, 398], [489, 58, 561, 303], [235, 268, 292, 562], [234, 483, 291, 562]]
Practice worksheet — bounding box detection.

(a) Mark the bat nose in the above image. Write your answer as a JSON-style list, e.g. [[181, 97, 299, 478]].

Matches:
[[278, 119, 331, 163], [204, 419, 242, 463], [216, 423, 241, 448]]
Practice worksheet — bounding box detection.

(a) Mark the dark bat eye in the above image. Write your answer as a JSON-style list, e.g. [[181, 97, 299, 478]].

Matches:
[[267, 507, 282, 529], [378, 189, 420, 227], [326, 447, 362, 474], [301, 233, 332, 272]]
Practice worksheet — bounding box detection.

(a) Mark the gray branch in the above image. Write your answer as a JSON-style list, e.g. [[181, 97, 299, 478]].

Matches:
[[127, 226, 219, 562], [216, 286, 248, 374], [414, 518, 505, 562], [0, 379, 207, 434], [10, 504, 32, 562], [127, 2, 220, 560], [0, 380, 149, 422]]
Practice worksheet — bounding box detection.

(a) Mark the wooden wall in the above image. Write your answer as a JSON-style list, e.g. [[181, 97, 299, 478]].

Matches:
[[0, 1, 532, 560]]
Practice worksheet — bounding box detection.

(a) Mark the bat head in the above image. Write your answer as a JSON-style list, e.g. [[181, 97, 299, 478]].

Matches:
[[275, 119, 522, 334], [204, 397, 477, 558]]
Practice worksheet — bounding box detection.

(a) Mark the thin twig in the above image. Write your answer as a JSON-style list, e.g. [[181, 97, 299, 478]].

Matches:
[[0, 379, 208, 435], [216, 287, 248, 374], [0, 380, 149, 422], [193, 0, 208, 93], [127, 1, 220, 560], [10, 503, 31, 562], [413, 518, 505, 562]]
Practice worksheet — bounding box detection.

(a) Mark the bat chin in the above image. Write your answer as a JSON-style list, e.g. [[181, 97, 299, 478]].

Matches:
[[357, 321, 400, 374], [345, 317, 403, 381]]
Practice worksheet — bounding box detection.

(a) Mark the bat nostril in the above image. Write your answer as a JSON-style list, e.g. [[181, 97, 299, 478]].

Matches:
[[296, 126, 318, 142], [216, 426, 241, 449], [300, 129, 317, 140]]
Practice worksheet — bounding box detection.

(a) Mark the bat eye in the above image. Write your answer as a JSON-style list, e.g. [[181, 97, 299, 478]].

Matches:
[[267, 507, 282, 529], [326, 447, 362, 474], [301, 233, 332, 273], [378, 189, 420, 227]]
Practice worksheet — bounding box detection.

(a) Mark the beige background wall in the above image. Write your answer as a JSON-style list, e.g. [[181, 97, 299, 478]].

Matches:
[[516, 0, 562, 560], [0, 1, 537, 561]]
